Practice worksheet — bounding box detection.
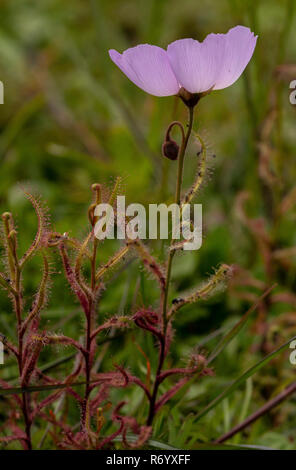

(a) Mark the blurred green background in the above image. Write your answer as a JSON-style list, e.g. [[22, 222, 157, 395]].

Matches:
[[0, 0, 296, 449]]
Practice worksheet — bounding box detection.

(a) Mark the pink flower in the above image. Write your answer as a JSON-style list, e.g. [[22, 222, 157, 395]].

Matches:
[[109, 26, 257, 99]]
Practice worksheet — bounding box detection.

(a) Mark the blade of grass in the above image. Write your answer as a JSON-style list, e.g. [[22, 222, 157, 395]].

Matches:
[[113, 435, 180, 450], [192, 443, 275, 450], [113, 435, 275, 450], [195, 336, 296, 423], [215, 381, 296, 444], [0, 378, 107, 396], [208, 285, 276, 364], [171, 286, 276, 413], [233, 377, 253, 444]]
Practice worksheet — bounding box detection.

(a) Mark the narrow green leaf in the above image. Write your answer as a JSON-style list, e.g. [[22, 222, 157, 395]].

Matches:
[[39, 353, 76, 374], [148, 440, 180, 450], [208, 285, 276, 364], [113, 435, 180, 450], [0, 379, 101, 396], [195, 336, 296, 422], [113, 436, 275, 450], [192, 443, 276, 450]]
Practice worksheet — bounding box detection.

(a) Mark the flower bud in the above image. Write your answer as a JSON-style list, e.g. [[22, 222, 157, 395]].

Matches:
[[162, 139, 179, 160], [162, 121, 184, 161]]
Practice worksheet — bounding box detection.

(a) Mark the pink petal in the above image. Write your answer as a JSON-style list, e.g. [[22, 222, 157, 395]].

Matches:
[[167, 35, 226, 94], [109, 45, 180, 97], [213, 26, 257, 90]]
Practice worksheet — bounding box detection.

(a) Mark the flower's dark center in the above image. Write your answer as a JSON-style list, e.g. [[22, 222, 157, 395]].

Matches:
[[178, 86, 214, 108], [178, 88, 200, 108]]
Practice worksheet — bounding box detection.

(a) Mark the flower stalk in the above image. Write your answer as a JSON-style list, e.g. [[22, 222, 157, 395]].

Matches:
[[146, 105, 195, 426]]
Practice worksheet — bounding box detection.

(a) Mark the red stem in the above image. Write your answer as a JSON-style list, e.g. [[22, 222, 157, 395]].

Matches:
[[215, 381, 296, 444], [16, 293, 32, 450], [81, 233, 98, 430], [146, 335, 165, 426]]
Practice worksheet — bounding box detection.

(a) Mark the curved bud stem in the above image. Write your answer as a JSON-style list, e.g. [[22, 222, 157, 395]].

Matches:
[[162, 121, 185, 161]]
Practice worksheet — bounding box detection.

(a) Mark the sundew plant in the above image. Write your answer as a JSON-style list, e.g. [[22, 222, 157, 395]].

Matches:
[[0, 1, 296, 451]]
